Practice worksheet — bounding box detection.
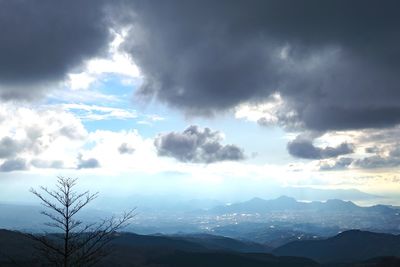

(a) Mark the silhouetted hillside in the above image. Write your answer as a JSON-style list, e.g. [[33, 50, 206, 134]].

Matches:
[[0, 229, 37, 265], [168, 233, 272, 252], [213, 222, 338, 247], [352, 256, 400, 267], [148, 251, 319, 267], [273, 230, 400, 263], [111, 232, 207, 251], [0, 229, 313, 266], [3, 228, 400, 266]]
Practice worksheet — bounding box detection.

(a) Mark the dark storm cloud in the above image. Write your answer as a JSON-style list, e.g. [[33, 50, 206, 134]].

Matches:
[[77, 155, 100, 169], [121, 0, 400, 130], [154, 125, 245, 163], [3, 0, 399, 131], [0, 0, 113, 99], [287, 137, 353, 159], [0, 158, 28, 172]]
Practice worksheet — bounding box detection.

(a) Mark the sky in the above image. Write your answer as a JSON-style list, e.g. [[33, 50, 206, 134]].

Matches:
[[1, 0, 400, 205]]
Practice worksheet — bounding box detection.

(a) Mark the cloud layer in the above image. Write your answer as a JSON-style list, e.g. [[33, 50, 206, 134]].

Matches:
[[3, 0, 400, 133], [0, 103, 88, 171], [287, 138, 353, 160], [2, 0, 400, 175], [121, 0, 400, 132], [77, 155, 100, 169], [0, 0, 112, 99], [154, 125, 245, 163], [0, 158, 28, 172]]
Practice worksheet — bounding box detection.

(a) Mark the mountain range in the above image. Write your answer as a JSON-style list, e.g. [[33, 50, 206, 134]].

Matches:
[[208, 196, 395, 214]]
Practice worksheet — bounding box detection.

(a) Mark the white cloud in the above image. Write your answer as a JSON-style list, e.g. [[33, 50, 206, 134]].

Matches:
[[235, 93, 300, 130], [66, 29, 141, 91], [137, 114, 165, 125], [61, 103, 138, 121], [0, 103, 88, 170], [68, 73, 96, 91], [0, 102, 398, 200], [235, 93, 283, 124], [91, 130, 163, 171], [0, 103, 156, 172], [48, 87, 122, 104]]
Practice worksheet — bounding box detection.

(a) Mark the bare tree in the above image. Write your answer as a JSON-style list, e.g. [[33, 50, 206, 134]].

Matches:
[[29, 176, 135, 267]]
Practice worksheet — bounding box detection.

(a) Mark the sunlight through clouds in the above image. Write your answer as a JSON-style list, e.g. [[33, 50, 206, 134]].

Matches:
[[66, 29, 141, 91]]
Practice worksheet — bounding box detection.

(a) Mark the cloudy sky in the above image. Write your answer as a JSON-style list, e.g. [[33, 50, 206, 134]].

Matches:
[[1, 0, 400, 204]]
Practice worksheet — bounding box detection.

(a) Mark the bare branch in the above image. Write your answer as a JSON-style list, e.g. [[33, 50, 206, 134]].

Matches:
[[28, 176, 135, 267], [30, 188, 66, 219]]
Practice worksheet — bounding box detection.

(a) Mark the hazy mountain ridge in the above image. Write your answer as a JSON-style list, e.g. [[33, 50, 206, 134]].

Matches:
[[203, 196, 400, 233], [2, 195, 399, 248], [208, 196, 396, 214], [200, 197, 400, 247]]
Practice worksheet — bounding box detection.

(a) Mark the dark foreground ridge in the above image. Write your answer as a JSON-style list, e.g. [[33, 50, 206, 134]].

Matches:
[[1, 229, 400, 266], [274, 230, 400, 263]]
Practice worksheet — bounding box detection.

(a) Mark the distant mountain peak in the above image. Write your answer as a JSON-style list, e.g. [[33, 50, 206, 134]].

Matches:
[[274, 195, 297, 202], [248, 195, 297, 203], [210, 195, 397, 216], [324, 199, 358, 208], [334, 229, 389, 239], [248, 197, 265, 202], [325, 199, 344, 204]]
